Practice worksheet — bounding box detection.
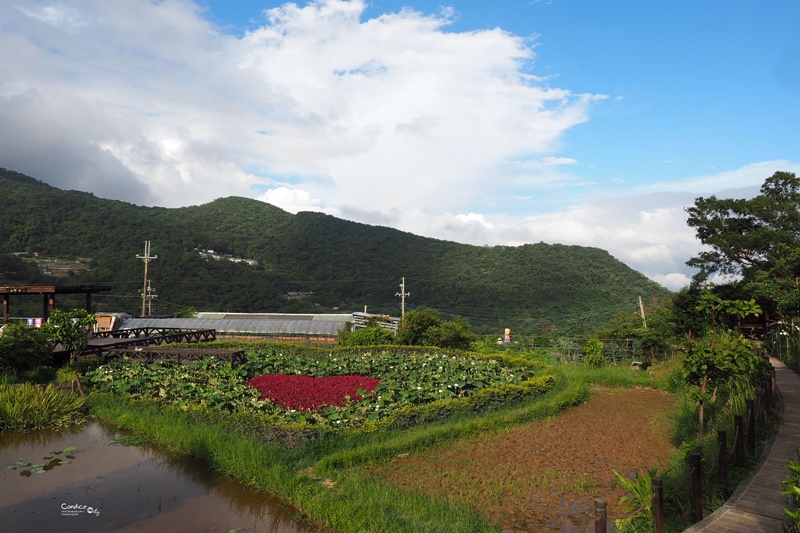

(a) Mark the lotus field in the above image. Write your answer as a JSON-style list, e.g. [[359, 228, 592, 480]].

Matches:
[[84, 346, 554, 428]]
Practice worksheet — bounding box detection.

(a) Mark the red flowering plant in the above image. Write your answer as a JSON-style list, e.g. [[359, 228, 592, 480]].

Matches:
[[246, 374, 380, 412]]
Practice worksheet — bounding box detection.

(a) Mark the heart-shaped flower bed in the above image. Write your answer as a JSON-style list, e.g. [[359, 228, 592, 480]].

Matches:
[[246, 374, 380, 412]]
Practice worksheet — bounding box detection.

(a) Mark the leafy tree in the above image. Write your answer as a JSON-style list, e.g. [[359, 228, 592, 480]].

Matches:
[[686, 171, 800, 320], [0, 324, 54, 377], [683, 330, 765, 446], [44, 308, 96, 363], [682, 292, 763, 446], [397, 309, 475, 349], [396, 309, 443, 346], [178, 306, 198, 318], [421, 317, 475, 350]]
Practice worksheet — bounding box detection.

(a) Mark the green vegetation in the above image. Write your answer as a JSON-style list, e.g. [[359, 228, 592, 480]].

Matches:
[[614, 466, 661, 533], [339, 309, 476, 349], [783, 452, 800, 532], [581, 337, 606, 367], [43, 308, 96, 363], [84, 345, 552, 432], [0, 324, 54, 377], [83, 348, 585, 533], [0, 167, 669, 334], [0, 383, 86, 432], [6, 446, 76, 476], [687, 171, 800, 321], [1, 169, 795, 530]]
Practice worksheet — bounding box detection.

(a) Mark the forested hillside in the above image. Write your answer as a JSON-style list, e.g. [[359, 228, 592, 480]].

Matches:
[[0, 168, 670, 334]]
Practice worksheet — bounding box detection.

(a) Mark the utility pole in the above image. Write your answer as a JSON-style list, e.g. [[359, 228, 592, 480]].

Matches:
[[638, 295, 648, 330], [136, 241, 157, 317], [146, 279, 158, 316], [395, 277, 410, 318]]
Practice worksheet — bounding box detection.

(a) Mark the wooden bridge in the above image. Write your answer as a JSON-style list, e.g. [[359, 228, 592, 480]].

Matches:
[[74, 327, 218, 358]]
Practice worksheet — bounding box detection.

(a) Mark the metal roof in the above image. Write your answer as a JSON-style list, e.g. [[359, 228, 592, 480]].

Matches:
[[117, 314, 351, 336]]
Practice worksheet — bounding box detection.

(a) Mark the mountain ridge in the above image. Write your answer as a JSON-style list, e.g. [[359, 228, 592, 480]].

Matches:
[[0, 167, 670, 334]]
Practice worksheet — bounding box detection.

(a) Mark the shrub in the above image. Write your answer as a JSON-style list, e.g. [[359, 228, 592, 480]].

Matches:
[[782, 451, 800, 533], [340, 326, 395, 346], [582, 338, 606, 367], [0, 324, 54, 377]]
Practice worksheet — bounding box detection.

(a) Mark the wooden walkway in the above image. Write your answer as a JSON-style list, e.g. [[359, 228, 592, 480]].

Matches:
[[684, 356, 798, 533]]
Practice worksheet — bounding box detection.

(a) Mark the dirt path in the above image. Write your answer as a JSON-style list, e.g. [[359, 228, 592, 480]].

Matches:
[[365, 386, 676, 532]]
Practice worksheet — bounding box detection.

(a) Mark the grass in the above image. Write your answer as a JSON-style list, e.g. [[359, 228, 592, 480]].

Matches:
[[558, 361, 662, 389], [86, 392, 506, 532], [67, 353, 779, 532], [0, 383, 86, 432], [84, 367, 589, 532]]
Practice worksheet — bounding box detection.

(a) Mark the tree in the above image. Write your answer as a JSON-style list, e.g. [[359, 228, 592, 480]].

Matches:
[[396, 309, 475, 350], [686, 171, 800, 320], [682, 292, 763, 446], [44, 308, 96, 363], [0, 324, 54, 377], [396, 309, 443, 346], [421, 317, 475, 350]]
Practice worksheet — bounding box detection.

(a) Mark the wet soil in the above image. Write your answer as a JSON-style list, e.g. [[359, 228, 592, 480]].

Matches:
[[366, 386, 676, 532]]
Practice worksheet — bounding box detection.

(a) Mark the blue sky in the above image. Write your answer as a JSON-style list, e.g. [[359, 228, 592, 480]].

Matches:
[[1, 0, 798, 290]]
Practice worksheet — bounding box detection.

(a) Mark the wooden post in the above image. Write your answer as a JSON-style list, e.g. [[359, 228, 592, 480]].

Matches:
[[691, 452, 703, 523], [653, 477, 665, 533], [769, 366, 778, 405], [769, 365, 778, 405], [2, 293, 9, 325], [718, 429, 728, 496], [758, 382, 767, 431], [746, 399, 756, 456], [734, 414, 745, 467], [595, 498, 607, 533]]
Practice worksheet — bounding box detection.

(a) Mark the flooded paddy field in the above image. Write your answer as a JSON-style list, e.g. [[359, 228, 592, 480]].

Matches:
[[0, 420, 321, 533]]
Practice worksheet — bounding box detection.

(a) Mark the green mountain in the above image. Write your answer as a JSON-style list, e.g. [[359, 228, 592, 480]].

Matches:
[[0, 168, 670, 334]]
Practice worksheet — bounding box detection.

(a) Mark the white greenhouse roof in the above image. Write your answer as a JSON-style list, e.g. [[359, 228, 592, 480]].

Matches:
[[117, 313, 352, 336]]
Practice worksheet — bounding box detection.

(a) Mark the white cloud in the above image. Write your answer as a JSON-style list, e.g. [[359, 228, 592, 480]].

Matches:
[[259, 186, 321, 213], [0, 0, 598, 211], [1, 1, 797, 293], [643, 161, 800, 196]]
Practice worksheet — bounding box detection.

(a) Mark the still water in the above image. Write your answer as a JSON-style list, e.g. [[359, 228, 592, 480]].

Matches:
[[0, 420, 322, 533]]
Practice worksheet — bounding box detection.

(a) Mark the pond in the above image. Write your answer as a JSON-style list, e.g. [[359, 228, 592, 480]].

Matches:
[[0, 420, 322, 532]]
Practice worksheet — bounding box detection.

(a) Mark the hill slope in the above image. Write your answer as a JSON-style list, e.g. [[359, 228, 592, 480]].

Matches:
[[0, 168, 670, 333]]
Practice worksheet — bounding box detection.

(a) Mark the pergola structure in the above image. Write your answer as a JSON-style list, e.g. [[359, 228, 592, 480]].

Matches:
[[1, 284, 111, 325]]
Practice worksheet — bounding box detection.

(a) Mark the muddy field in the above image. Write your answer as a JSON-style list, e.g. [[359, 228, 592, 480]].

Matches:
[[366, 386, 676, 532]]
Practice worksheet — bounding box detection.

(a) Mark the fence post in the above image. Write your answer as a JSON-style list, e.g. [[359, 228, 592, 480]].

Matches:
[[746, 399, 756, 456], [734, 414, 745, 467], [758, 382, 767, 431], [771, 367, 778, 406], [763, 373, 770, 409], [769, 364, 778, 406], [691, 452, 703, 523], [653, 477, 665, 533], [595, 498, 607, 533], [718, 429, 728, 496]]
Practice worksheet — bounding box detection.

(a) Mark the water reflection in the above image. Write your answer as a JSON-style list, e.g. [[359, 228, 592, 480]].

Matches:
[[0, 420, 322, 533]]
